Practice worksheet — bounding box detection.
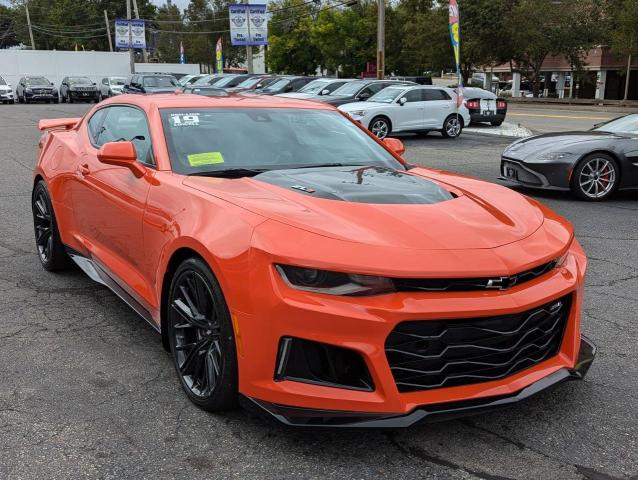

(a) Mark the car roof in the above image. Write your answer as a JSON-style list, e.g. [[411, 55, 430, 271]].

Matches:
[[102, 92, 337, 111]]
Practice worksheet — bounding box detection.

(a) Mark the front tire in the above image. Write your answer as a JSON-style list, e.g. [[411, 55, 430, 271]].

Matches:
[[167, 257, 238, 411], [32, 181, 71, 271], [369, 116, 391, 139], [570, 153, 620, 201], [441, 115, 463, 138]]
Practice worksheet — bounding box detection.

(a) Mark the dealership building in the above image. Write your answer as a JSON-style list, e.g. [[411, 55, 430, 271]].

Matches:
[[493, 46, 638, 100]]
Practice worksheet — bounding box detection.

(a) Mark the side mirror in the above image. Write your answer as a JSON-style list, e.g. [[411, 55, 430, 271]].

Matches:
[[97, 142, 145, 177], [358, 92, 371, 100], [93, 82, 97, 86], [321, 89, 330, 95], [398, 97, 407, 106], [383, 137, 405, 156]]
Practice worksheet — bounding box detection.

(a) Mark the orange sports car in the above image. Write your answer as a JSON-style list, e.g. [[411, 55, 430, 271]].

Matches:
[[33, 93, 595, 427]]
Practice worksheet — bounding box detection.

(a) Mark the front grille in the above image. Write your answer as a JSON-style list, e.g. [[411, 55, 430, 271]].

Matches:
[[385, 295, 571, 392], [393, 259, 557, 292], [501, 159, 543, 185]]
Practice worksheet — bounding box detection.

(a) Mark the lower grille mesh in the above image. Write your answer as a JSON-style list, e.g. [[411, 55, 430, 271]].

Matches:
[[385, 295, 571, 392]]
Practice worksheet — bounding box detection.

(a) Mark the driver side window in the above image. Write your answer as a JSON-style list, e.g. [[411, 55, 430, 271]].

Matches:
[[92, 106, 154, 166], [403, 90, 423, 102]]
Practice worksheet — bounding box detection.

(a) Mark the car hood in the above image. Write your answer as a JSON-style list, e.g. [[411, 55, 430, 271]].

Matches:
[[183, 166, 546, 250], [339, 101, 389, 112], [0, 85, 10, 91], [504, 131, 622, 159]]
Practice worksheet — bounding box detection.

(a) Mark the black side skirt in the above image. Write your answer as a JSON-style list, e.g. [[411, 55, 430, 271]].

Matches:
[[66, 248, 159, 333]]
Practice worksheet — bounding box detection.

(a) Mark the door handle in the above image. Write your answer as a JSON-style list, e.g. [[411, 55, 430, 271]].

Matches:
[[78, 163, 90, 175]]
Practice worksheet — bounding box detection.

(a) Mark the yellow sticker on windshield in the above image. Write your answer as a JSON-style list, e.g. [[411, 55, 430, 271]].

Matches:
[[187, 152, 224, 167]]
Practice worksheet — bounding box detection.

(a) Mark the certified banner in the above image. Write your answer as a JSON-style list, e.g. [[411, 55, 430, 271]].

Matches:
[[229, 4, 268, 46], [229, 4, 249, 46], [114, 19, 146, 49], [114, 19, 131, 49], [130, 20, 146, 49], [247, 4, 268, 46]]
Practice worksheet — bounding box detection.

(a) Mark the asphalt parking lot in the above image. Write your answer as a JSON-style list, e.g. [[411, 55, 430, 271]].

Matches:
[[0, 103, 636, 480]]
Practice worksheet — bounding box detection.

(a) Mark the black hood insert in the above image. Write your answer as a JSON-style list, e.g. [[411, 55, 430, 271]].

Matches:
[[253, 166, 454, 204]]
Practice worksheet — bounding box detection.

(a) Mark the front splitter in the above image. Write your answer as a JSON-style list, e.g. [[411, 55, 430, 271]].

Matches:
[[240, 336, 596, 429]]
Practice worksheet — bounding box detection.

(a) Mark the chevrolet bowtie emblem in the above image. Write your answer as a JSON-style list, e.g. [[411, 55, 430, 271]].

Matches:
[[486, 276, 517, 290], [291, 185, 316, 193]]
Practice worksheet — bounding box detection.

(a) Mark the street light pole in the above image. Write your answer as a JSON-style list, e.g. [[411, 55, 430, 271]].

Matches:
[[126, 0, 135, 73], [131, 0, 149, 63], [376, 0, 384, 79], [25, 0, 36, 50]]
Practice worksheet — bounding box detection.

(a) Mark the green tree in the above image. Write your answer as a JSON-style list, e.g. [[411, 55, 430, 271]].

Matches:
[[267, 0, 320, 74], [609, 0, 638, 100]]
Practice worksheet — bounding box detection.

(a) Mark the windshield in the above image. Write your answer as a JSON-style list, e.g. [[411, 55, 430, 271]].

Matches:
[[330, 81, 369, 96], [143, 76, 177, 87], [593, 115, 638, 135], [26, 77, 50, 86], [212, 75, 240, 88], [298, 79, 330, 94], [69, 77, 92, 85], [160, 108, 404, 175], [369, 87, 405, 103], [236, 77, 264, 88], [110, 77, 127, 85], [262, 78, 291, 92]]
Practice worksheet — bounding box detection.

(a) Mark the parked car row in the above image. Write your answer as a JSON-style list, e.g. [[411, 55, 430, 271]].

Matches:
[[0, 70, 509, 140]]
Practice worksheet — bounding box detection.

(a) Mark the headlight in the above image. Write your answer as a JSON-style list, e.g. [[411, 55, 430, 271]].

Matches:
[[276, 265, 395, 296], [535, 151, 573, 161], [25, 88, 32, 93], [349, 110, 367, 117]]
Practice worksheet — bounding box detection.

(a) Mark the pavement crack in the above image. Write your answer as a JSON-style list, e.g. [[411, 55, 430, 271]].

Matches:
[[384, 431, 515, 480]]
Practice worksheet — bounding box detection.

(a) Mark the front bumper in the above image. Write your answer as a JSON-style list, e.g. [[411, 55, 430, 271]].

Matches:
[[242, 336, 595, 428], [24, 91, 58, 101], [0, 91, 14, 101], [69, 90, 98, 100], [233, 233, 589, 423], [500, 157, 572, 190]]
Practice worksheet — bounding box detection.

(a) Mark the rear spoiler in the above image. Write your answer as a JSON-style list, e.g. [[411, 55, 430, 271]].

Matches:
[[38, 117, 81, 131]]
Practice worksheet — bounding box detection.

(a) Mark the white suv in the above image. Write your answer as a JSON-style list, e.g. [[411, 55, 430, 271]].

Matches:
[[0, 76, 14, 104], [339, 85, 471, 139]]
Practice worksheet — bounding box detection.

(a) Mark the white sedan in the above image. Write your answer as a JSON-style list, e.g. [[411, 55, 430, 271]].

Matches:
[[339, 85, 471, 139]]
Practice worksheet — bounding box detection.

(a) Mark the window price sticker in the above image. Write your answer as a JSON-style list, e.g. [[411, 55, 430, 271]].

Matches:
[[170, 113, 200, 127]]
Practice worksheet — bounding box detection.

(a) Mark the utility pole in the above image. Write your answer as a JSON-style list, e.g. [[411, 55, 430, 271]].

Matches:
[[104, 10, 113, 52], [245, 0, 253, 74], [25, 0, 35, 50], [126, 0, 135, 73], [376, 0, 384, 79], [131, 0, 149, 63]]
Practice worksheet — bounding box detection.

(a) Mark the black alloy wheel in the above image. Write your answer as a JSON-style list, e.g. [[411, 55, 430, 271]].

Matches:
[[32, 181, 70, 271], [167, 258, 238, 411]]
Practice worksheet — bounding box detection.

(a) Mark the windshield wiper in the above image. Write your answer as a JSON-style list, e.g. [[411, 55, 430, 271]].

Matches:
[[293, 163, 371, 169], [189, 168, 268, 178]]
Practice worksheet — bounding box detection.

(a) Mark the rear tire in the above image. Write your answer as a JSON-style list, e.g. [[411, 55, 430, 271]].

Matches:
[[441, 115, 463, 138], [570, 153, 620, 201], [32, 181, 71, 271], [369, 116, 391, 139], [167, 257, 238, 412]]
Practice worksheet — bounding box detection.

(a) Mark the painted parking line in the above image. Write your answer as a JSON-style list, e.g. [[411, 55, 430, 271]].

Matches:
[[508, 113, 613, 121]]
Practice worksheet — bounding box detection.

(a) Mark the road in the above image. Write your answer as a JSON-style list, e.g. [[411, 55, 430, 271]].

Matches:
[[506, 103, 636, 133], [0, 103, 636, 480]]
